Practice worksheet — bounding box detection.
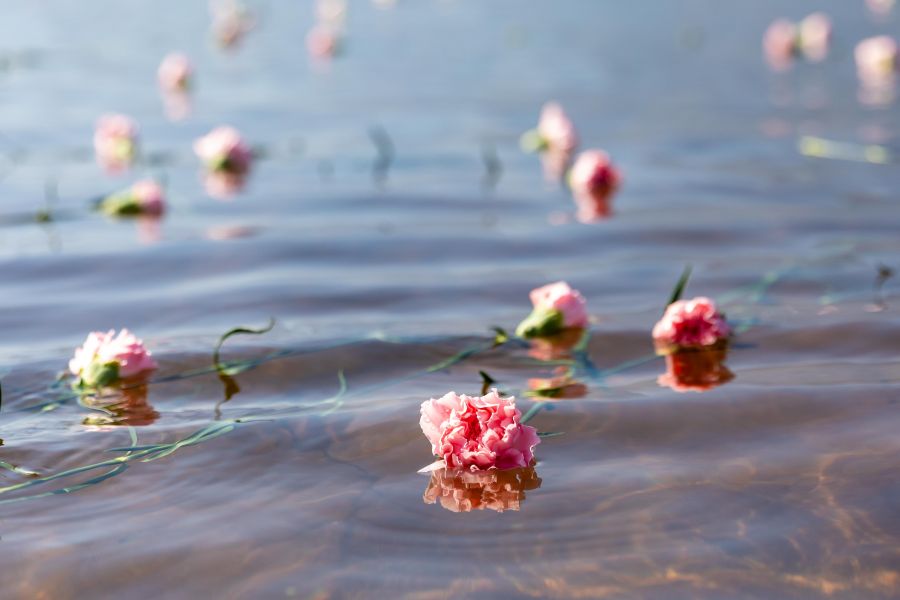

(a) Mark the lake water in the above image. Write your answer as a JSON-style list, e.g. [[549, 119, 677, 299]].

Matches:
[[0, 1, 899, 598]]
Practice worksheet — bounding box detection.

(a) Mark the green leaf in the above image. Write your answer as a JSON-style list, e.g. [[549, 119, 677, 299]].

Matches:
[[666, 264, 692, 308], [79, 361, 120, 389], [213, 318, 276, 371], [490, 326, 509, 347], [479, 370, 496, 395]]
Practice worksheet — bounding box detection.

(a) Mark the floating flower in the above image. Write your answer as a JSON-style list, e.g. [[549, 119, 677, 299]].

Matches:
[[419, 390, 540, 472], [866, 0, 895, 17], [423, 465, 541, 513], [763, 19, 797, 70], [855, 36, 899, 86], [70, 329, 158, 388], [306, 24, 341, 59], [798, 12, 832, 63], [194, 126, 253, 178], [210, 0, 254, 48], [568, 150, 620, 222], [94, 114, 139, 172], [652, 296, 730, 353], [521, 102, 578, 181], [98, 179, 165, 217], [157, 53, 193, 92], [516, 281, 588, 339], [657, 346, 733, 393]]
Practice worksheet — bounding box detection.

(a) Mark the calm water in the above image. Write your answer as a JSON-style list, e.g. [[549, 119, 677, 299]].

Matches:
[[1, 1, 899, 598]]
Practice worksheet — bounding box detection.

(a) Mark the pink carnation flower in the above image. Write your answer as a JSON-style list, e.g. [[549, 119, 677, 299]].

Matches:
[[855, 36, 899, 85], [568, 150, 621, 222], [419, 390, 540, 472], [69, 329, 158, 385], [529, 281, 589, 329], [538, 102, 578, 154], [94, 114, 139, 172], [652, 296, 730, 350], [158, 53, 193, 92], [194, 126, 253, 175]]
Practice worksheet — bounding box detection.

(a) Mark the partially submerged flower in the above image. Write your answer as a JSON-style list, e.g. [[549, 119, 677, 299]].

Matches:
[[763, 19, 797, 70], [94, 114, 139, 172], [306, 24, 342, 59], [568, 150, 620, 222], [652, 296, 730, 353], [419, 389, 540, 471], [98, 179, 165, 217], [855, 36, 899, 86], [657, 346, 733, 393], [194, 126, 253, 177], [516, 281, 588, 339], [70, 329, 158, 388], [210, 0, 254, 48], [157, 53, 193, 92], [866, 0, 895, 17], [423, 465, 541, 513]]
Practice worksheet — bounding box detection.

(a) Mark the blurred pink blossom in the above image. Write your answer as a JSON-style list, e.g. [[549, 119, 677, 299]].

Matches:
[[855, 36, 899, 86], [569, 150, 620, 222], [529, 281, 589, 329], [157, 53, 193, 92], [194, 126, 252, 175], [94, 114, 139, 172]]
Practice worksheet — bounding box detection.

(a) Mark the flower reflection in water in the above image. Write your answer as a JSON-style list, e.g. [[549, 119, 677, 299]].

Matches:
[[81, 383, 159, 428], [657, 345, 734, 393], [423, 465, 541, 513], [528, 367, 588, 399], [203, 171, 248, 199], [527, 327, 584, 361]]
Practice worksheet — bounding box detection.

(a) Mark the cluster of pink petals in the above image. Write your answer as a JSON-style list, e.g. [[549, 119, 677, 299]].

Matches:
[[69, 329, 158, 380], [529, 281, 589, 329], [568, 150, 621, 222], [652, 296, 730, 350], [763, 13, 832, 70], [194, 126, 253, 175], [158, 53, 193, 92], [538, 102, 578, 154], [94, 114, 139, 171], [855, 36, 899, 85], [420, 390, 540, 471], [130, 180, 166, 215]]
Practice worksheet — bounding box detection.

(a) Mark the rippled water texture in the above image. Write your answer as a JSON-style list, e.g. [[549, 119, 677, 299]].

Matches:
[[1, 1, 899, 598]]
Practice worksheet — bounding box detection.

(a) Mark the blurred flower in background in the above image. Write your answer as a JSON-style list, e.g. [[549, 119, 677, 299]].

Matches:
[[94, 114, 139, 173], [568, 150, 620, 223]]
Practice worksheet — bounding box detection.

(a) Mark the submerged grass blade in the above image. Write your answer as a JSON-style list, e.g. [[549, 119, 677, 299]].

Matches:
[[213, 318, 276, 373]]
